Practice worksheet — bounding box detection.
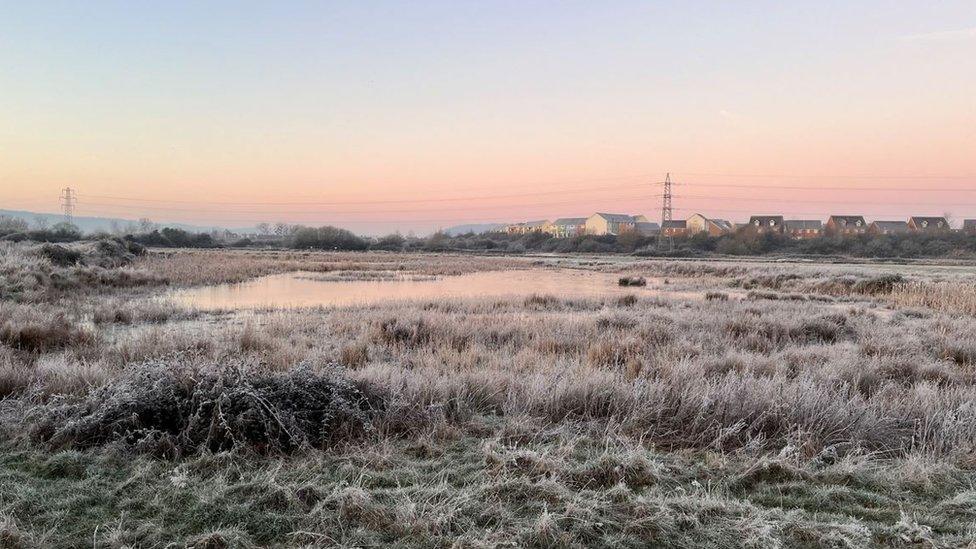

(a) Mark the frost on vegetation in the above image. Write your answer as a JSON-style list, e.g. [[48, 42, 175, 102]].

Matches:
[[27, 357, 382, 456]]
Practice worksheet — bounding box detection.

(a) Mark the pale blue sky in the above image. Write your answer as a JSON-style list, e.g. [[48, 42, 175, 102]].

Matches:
[[2, 1, 974, 232]]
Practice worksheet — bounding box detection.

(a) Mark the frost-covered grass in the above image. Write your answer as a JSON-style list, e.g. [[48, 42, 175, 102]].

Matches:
[[2, 430, 975, 548], [2, 247, 976, 546]]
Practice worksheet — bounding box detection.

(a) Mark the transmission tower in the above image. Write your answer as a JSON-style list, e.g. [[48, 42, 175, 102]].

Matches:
[[60, 187, 76, 224], [657, 173, 674, 251]]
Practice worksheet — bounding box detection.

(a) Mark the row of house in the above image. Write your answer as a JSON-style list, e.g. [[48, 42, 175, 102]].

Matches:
[[505, 213, 976, 239], [742, 215, 958, 239], [505, 213, 661, 237]]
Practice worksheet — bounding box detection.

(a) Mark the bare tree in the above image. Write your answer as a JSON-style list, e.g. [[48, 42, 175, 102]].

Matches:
[[0, 215, 29, 233], [138, 218, 157, 233], [273, 222, 291, 236], [256, 222, 271, 236], [943, 211, 955, 230]]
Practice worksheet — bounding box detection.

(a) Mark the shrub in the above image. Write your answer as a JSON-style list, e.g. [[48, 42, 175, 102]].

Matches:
[[853, 274, 905, 295], [31, 360, 381, 455], [38, 244, 82, 267]]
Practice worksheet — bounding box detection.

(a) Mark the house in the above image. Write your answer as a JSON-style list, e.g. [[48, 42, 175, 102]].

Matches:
[[584, 213, 638, 236], [661, 220, 688, 237], [964, 220, 976, 235], [869, 221, 909, 235], [505, 220, 549, 235], [634, 221, 660, 236], [826, 216, 867, 236], [686, 214, 733, 237], [908, 216, 950, 233], [784, 220, 823, 239], [746, 216, 785, 234], [545, 217, 588, 238]]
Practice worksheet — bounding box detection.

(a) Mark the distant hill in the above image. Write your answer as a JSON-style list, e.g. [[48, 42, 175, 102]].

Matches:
[[0, 209, 248, 235], [442, 223, 507, 236]]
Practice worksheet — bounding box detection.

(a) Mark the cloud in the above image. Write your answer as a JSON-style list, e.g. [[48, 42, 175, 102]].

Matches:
[[902, 27, 976, 42]]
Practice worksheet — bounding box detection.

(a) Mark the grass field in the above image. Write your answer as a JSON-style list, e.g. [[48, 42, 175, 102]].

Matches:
[[3, 242, 976, 547]]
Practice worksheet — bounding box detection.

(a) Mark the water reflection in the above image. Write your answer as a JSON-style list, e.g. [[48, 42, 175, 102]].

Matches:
[[167, 269, 652, 310]]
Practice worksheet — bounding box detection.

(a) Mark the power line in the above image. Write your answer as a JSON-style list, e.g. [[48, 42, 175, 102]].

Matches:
[[79, 182, 654, 206], [59, 187, 76, 224], [76, 192, 662, 214], [681, 171, 974, 180], [679, 182, 973, 192], [658, 173, 674, 252], [672, 194, 976, 207], [79, 181, 973, 208]]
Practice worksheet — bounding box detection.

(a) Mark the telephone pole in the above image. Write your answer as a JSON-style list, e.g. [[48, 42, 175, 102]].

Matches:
[[657, 173, 674, 251], [60, 187, 76, 225]]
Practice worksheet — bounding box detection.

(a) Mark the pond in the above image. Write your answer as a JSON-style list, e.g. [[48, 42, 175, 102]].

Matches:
[[165, 269, 658, 310]]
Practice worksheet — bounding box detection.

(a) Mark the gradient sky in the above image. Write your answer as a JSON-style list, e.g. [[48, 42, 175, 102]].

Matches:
[[1, 1, 974, 234]]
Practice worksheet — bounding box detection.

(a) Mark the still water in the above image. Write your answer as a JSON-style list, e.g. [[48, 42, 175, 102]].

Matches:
[[166, 269, 652, 310]]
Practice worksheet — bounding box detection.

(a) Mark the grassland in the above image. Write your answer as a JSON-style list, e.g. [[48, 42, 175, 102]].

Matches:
[[3, 242, 976, 547]]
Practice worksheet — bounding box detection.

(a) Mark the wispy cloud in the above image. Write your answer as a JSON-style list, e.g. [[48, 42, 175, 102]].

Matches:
[[902, 27, 976, 42]]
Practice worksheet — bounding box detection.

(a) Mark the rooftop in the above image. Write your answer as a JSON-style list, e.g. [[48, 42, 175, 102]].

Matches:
[[593, 212, 635, 222]]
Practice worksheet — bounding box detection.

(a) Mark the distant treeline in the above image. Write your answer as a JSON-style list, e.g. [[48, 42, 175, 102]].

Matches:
[[434, 229, 976, 258], [3, 215, 976, 258]]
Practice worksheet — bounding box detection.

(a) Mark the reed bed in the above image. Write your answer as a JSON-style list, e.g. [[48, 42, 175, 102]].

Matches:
[[3, 244, 976, 546]]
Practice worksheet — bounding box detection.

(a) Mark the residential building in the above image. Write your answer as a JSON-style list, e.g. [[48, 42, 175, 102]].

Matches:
[[661, 220, 688, 237], [826, 216, 867, 236], [634, 221, 660, 236], [746, 216, 785, 234], [964, 220, 976, 235], [505, 220, 549, 235], [784, 220, 823, 239], [869, 221, 909, 235], [584, 213, 638, 236], [545, 217, 587, 238], [908, 216, 950, 233], [686, 213, 733, 236]]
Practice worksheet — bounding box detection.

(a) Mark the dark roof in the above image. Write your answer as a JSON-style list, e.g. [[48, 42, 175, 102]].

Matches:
[[635, 222, 660, 234], [662, 220, 686, 229], [593, 213, 635, 222], [828, 215, 866, 226], [749, 216, 785, 226], [870, 221, 909, 232], [784, 220, 822, 230], [910, 216, 948, 228], [551, 217, 587, 226], [711, 219, 733, 230], [524, 220, 550, 228], [964, 219, 976, 229]]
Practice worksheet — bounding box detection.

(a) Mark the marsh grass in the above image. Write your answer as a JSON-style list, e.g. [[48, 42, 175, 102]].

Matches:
[[4, 247, 976, 546], [887, 281, 976, 316]]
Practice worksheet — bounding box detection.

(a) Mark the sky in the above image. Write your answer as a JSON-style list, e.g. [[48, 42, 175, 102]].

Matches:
[[1, 1, 974, 234]]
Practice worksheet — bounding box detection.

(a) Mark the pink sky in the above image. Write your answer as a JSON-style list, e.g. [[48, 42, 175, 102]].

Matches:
[[2, 2, 974, 234]]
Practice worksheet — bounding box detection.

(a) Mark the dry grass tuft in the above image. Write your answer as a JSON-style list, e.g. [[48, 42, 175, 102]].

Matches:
[[339, 341, 370, 369], [0, 305, 93, 353], [28, 359, 380, 456]]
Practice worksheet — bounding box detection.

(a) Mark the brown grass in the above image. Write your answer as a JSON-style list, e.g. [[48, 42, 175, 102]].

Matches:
[[5, 248, 976, 545]]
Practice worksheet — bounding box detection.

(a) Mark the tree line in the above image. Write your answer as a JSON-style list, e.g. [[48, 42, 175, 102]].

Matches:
[[3, 214, 976, 258]]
